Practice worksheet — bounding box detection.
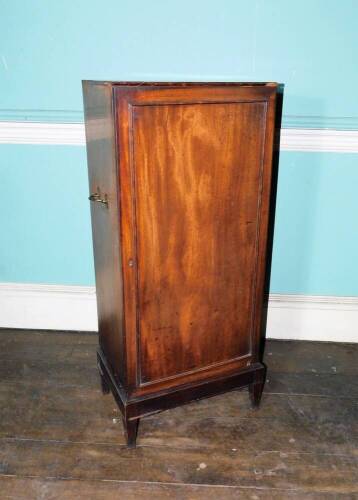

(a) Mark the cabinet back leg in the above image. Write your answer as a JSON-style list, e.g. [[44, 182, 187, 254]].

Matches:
[[123, 418, 139, 448], [100, 374, 110, 395], [249, 381, 264, 408]]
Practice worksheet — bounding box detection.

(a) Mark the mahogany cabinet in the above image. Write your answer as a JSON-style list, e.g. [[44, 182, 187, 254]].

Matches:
[[82, 81, 277, 447]]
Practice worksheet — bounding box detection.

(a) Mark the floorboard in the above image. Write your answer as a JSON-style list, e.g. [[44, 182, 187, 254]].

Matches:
[[1, 476, 356, 500], [0, 329, 357, 498]]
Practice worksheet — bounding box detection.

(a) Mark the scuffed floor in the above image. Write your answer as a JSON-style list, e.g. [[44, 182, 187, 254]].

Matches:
[[0, 329, 357, 499]]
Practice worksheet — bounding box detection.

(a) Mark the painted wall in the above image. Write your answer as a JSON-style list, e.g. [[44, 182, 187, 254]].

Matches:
[[0, 0, 357, 295]]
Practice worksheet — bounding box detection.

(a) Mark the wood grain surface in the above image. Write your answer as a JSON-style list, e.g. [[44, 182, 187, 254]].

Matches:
[[133, 102, 265, 383], [82, 82, 125, 384], [0, 329, 357, 499], [83, 82, 277, 444]]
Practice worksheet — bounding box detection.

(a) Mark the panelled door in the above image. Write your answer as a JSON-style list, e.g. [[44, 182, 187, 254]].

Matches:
[[115, 85, 275, 390]]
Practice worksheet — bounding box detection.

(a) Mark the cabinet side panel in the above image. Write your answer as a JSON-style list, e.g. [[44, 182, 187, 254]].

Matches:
[[132, 101, 267, 384], [82, 82, 125, 384]]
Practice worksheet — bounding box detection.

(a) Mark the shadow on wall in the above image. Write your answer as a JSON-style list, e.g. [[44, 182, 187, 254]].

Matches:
[[261, 83, 284, 358], [267, 91, 327, 295], [262, 88, 326, 353]]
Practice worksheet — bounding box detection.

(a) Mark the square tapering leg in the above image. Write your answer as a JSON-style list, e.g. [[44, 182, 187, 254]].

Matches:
[[123, 418, 139, 448]]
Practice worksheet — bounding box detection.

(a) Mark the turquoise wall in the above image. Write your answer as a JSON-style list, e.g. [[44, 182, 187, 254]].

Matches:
[[0, 145, 93, 285], [1, 0, 357, 295]]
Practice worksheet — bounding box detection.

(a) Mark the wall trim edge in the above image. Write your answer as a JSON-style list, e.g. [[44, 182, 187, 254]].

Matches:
[[0, 283, 356, 342], [0, 110, 357, 131], [0, 121, 358, 152]]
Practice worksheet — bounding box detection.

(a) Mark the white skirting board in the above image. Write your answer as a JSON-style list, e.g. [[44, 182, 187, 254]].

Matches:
[[268, 294, 357, 342], [0, 283, 356, 342], [0, 283, 97, 333]]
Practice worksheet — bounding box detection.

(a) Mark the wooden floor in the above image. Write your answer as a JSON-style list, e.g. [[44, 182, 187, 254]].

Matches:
[[0, 329, 357, 499]]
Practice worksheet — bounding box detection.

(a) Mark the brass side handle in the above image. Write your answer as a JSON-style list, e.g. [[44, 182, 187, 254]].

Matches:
[[88, 189, 108, 207]]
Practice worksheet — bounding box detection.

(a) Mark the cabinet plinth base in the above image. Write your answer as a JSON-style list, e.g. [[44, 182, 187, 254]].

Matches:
[[97, 349, 266, 447]]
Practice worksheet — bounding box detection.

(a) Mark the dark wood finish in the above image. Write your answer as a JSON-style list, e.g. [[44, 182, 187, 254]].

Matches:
[[0, 329, 357, 497], [100, 371, 110, 395], [134, 102, 264, 383], [249, 380, 264, 407], [4, 477, 352, 500], [2, 437, 357, 493], [83, 82, 278, 446], [249, 363, 265, 408], [82, 84, 125, 384], [123, 417, 139, 448]]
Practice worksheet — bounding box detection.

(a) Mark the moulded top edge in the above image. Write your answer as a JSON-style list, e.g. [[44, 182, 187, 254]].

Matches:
[[82, 80, 278, 88]]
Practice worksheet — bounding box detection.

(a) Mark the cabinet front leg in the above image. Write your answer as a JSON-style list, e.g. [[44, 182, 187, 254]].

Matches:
[[123, 417, 139, 448]]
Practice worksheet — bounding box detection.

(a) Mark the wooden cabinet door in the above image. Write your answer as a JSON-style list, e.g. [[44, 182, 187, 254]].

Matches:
[[115, 85, 276, 392]]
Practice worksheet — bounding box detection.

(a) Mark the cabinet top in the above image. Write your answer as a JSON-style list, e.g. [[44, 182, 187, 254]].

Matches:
[[83, 80, 277, 88]]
